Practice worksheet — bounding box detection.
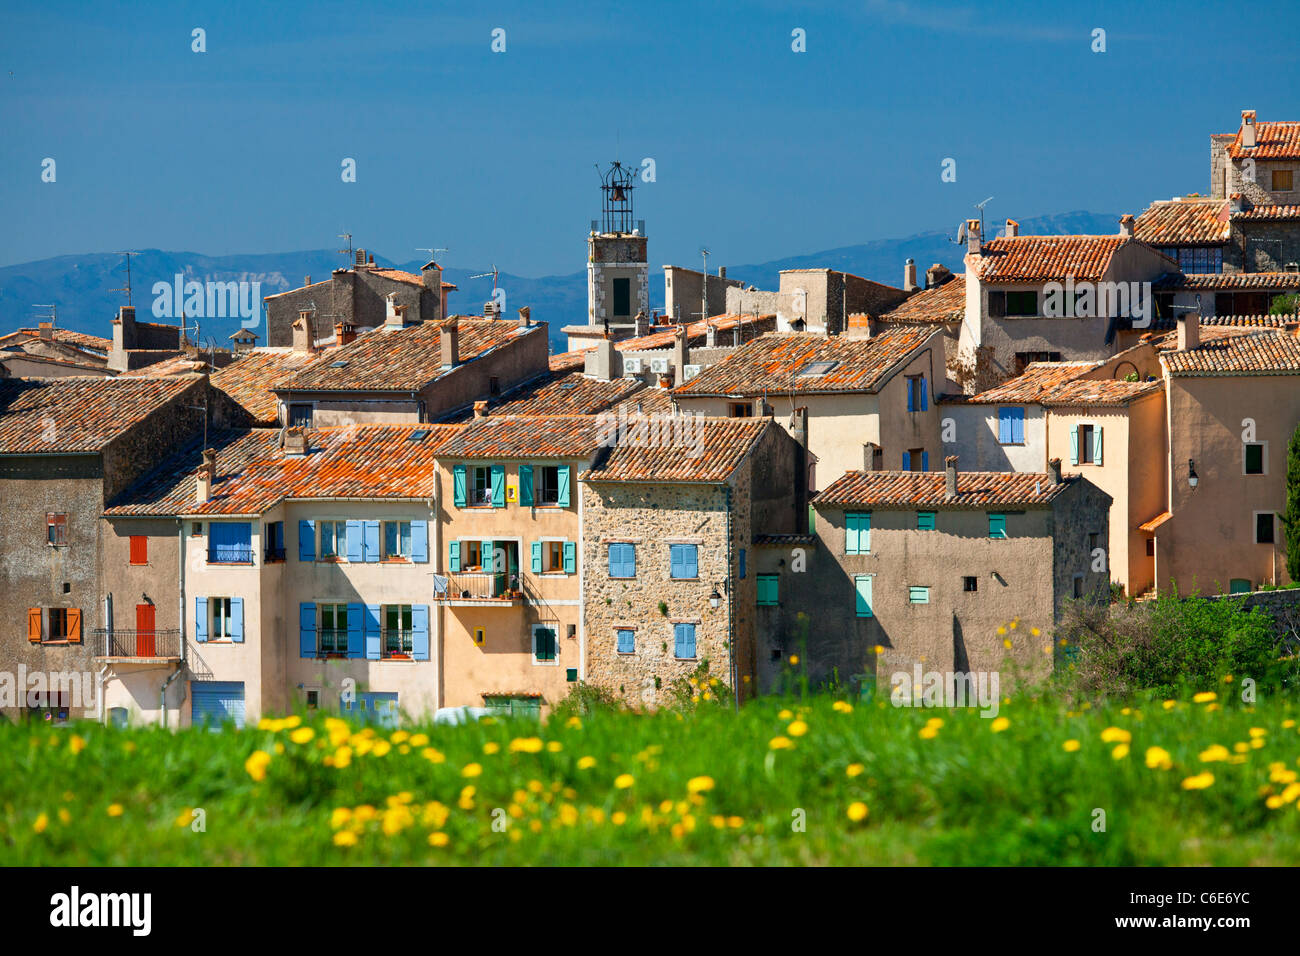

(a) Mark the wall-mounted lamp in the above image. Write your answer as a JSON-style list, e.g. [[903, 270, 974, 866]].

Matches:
[[1188, 458, 1199, 490], [708, 585, 722, 609]]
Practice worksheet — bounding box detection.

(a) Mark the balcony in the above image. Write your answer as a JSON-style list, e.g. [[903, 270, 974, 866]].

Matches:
[[93, 628, 182, 661], [308, 629, 417, 660], [264, 546, 287, 563], [434, 572, 522, 606], [207, 546, 254, 565]]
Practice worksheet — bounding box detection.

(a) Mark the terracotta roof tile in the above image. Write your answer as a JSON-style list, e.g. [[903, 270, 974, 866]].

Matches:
[[1134, 199, 1231, 245], [1162, 330, 1300, 376], [0, 375, 201, 454], [1039, 378, 1163, 407], [104, 424, 462, 516], [1232, 204, 1300, 220], [582, 417, 771, 484], [1225, 122, 1300, 160], [551, 314, 774, 372], [119, 356, 209, 377], [814, 470, 1076, 509], [970, 235, 1132, 282], [610, 386, 675, 416], [0, 328, 112, 352], [879, 276, 966, 323], [441, 372, 642, 421], [673, 327, 939, 398], [281, 319, 534, 392], [953, 362, 1099, 404], [435, 415, 602, 460], [1154, 272, 1300, 291], [210, 349, 319, 424]]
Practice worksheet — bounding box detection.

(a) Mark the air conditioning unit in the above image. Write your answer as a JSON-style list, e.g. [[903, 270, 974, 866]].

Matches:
[[649, 357, 669, 374], [683, 364, 702, 381], [622, 357, 642, 375]]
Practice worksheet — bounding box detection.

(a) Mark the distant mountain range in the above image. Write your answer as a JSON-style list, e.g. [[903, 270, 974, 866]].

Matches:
[[0, 212, 1119, 355]]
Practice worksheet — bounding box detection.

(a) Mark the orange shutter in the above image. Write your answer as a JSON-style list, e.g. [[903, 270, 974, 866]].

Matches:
[[27, 608, 42, 643], [66, 608, 82, 644], [129, 535, 148, 565]]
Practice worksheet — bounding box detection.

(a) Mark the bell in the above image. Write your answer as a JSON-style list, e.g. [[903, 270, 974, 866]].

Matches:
[[611, 185, 626, 201]]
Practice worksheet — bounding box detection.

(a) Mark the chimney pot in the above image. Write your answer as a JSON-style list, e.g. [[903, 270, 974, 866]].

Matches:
[[473, 400, 489, 419], [753, 397, 772, 417], [37, 321, 54, 341], [1241, 109, 1257, 149], [966, 219, 982, 255], [904, 258, 918, 292], [292, 311, 317, 353], [517, 306, 531, 328], [1119, 214, 1135, 238], [440, 319, 460, 367], [304, 275, 311, 286], [283, 427, 308, 456], [719, 266, 726, 279], [1004, 219, 1019, 238], [1177, 311, 1201, 352], [944, 455, 959, 498], [1229, 192, 1245, 214], [1048, 458, 1063, 485]]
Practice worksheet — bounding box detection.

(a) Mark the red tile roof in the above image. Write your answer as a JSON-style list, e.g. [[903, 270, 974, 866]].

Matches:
[[610, 386, 675, 416], [280, 319, 534, 392], [444, 372, 643, 421], [549, 314, 775, 372], [814, 470, 1076, 509], [1161, 330, 1300, 376], [119, 356, 209, 378], [582, 417, 772, 484], [879, 276, 967, 324], [104, 425, 462, 516], [1155, 272, 1300, 291], [210, 349, 319, 424], [1039, 378, 1163, 407], [672, 327, 939, 398], [1199, 314, 1298, 328], [0, 375, 202, 454], [1225, 122, 1300, 160], [0, 327, 112, 352], [1232, 205, 1300, 221], [1134, 199, 1231, 245], [948, 361, 1099, 404], [434, 415, 602, 460], [970, 235, 1133, 282], [368, 268, 424, 287]]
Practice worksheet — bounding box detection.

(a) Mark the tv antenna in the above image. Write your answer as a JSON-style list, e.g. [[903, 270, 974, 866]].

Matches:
[[469, 264, 500, 292], [974, 196, 994, 239], [699, 247, 710, 323], [31, 303, 57, 324], [417, 246, 448, 265], [110, 251, 139, 306], [337, 233, 353, 263]]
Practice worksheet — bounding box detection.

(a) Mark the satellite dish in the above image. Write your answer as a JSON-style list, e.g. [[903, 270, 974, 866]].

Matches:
[[957, 222, 967, 244]]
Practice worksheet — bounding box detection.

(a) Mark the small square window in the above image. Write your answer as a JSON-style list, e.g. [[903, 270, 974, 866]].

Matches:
[[988, 513, 1007, 539], [757, 574, 780, 606], [1273, 169, 1294, 192], [1079, 424, 1096, 464], [46, 513, 67, 547], [1244, 443, 1265, 475], [473, 626, 486, 647], [543, 540, 564, 572], [1088, 532, 1099, 552], [908, 586, 930, 604], [962, 576, 978, 592], [472, 466, 492, 506], [1146, 538, 1155, 556], [616, 629, 635, 654], [728, 402, 753, 418], [306, 690, 319, 709], [536, 466, 561, 505]]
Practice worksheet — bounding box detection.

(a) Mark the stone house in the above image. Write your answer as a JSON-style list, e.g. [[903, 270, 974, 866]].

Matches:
[[726, 268, 910, 336], [0, 322, 111, 378]]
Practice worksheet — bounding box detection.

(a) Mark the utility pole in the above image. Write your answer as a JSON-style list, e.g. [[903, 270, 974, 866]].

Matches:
[[110, 251, 139, 306], [700, 247, 710, 326]]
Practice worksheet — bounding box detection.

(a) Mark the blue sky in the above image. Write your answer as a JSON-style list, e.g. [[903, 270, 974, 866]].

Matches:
[[2, 0, 1299, 275]]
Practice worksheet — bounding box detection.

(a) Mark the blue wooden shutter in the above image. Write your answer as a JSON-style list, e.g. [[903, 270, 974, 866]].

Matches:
[[1069, 426, 1079, 465], [998, 408, 1012, 444], [449, 540, 461, 572], [855, 575, 873, 617], [364, 521, 380, 562], [518, 464, 533, 506], [902, 451, 911, 471], [674, 623, 696, 658], [670, 544, 683, 578], [230, 597, 244, 643], [347, 602, 364, 659], [364, 604, 381, 660], [739, 547, 746, 579], [989, 513, 1007, 538], [411, 520, 428, 563], [345, 520, 363, 561], [453, 464, 467, 507], [1012, 408, 1024, 444], [531, 540, 542, 573], [298, 519, 315, 561], [625, 543, 636, 577], [491, 465, 505, 507], [617, 629, 635, 653], [907, 378, 916, 412], [195, 596, 208, 643], [921, 451, 929, 471], [608, 543, 620, 577], [920, 377, 928, 411], [557, 465, 571, 507], [411, 605, 430, 661], [299, 602, 316, 658], [685, 545, 698, 578], [1093, 426, 1103, 465], [563, 541, 576, 574]]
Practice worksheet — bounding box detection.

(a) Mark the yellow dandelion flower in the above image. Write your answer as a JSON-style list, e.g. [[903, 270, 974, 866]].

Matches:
[[409, 733, 429, 747], [1162, 700, 1177, 710], [1145, 746, 1173, 770], [330, 807, 353, 829], [1192, 691, 1217, 704], [614, 773, 635, 789], [483, 741, 501, 755], [1282, 720, 1296, 729], [1181, 772, 1215, 790], [611, 811, 627, 825], [789, 654, 799, 665], [462, 762, 483, 778], [1063, 739, 1081, 752], [333, 830, 358, 846], [577, 755, 597, 770], [245, 750, 272, 781], [106, 803, 124, 817], [846, 762, 865, 777], [769, 736, 795, 750], [174, 807, 193, 827], [371, 740, 392, 757], [847, 802, 869, 822], [832, 700, 853, 714], [68, 735, 86, 755], [787, 720, 809, 737], [1111, 744, 1130, 760], [547, 741, 563, 752], [919, 725, 939, 740], [687, 776, 715, 794], [1249, 727, 1268, 738], [421, 747, 445, 763], [289, 727, 315, 745], [1003, 638, 1012, 649], [566, 716, 583, 729], [778, 709, 793, 720], [1100, 727, 1132, 744], [1030, 627, 1040, 637], [990, 717, 1010, 733], [428, 831, 449, 847], [33, 813, 48, 833], [1199, 744, 1230, 763], [509, 737, 544, 754]]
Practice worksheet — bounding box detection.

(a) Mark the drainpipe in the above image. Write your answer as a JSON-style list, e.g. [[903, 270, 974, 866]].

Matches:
[[163, 519, 188, 729], [725, 484, 738, 712], [97, 592, 113, 722]]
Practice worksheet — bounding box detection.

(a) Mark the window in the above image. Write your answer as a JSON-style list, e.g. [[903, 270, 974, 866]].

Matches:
[[854, 575, 873, 617], [1013, 351, 1062, 374], [1072, 424, 1102, 466], [906, 375, 928, 412], [1256, 512, 1276, 544], [963, 576, 978, 592], [208, 522, 252, 563], [383, 521, 412, 559], [47, 513, 67, 546], [1146, 538, 1155, 556], [728, 402, 753, 418], [384, 605, 414, 659], [908, 586, 930, 604], [988, 513, 1007, 539], [917, 511, 936, 531], [27, 607, 82, 644], [264, 521, 285, 562], [471, 466, 493, 506], [533, 625, 558, 664], [1161, 247, 1223, 275], [673, 623, 697, 659], [462, 539, 484, 570], [669, 543, 698, 579], [998, 407, 1025, 445], [191, 522, 203, 537], [616, 629, 636, 654], [1244, 443, 1266, 475], [739, 548, 747, 579], [318, 603, 349, 656], [319, 520, 348, 559], [1273, 169, 1294, 192], [1229, 579, 1252, 595], [472, 626, 486, 647], [1002, 290, 1037, 316], [342, 692, 400, 728], [904, 449, 926, 472], [489, 376, 501, 397], [797, 361, 839, 378], [211, 597, 234, 640], [536, 465, 561, 505], [49, 608, 70, 640], [1088, 532, 1100, 552], [543, 540, 564, 572], [129, 535, 148, 565], [612, 277, 631, 317], [608, 542, 636, 578], [845, 512, 871, 554], [1072, 576, 1084, 599], [484, 695, 541, 719], [757, 574, 779, 606], [287, 404, 313, 427], [306, 691, 319, 710]]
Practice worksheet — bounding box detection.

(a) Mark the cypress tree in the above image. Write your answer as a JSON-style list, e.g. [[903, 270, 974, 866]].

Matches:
[[1281, 425, 1300, 582]]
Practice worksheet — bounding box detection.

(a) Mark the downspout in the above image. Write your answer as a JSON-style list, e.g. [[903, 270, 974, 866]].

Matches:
[[97, 592, 112, 722], [577, 472, 586, 683], [429, 496, 442, 711], [726, 483, 738, 712], [163, 519, 187, 729]]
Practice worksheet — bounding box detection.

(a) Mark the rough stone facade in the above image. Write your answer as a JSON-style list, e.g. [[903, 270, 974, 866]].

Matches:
[[663, 265, 745, 324], [586, 234, 648, 340], [265, 262, 446, 347]]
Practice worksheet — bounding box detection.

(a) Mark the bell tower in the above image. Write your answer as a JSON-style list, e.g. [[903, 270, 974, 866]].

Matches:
[[586, 161, 648, 340]]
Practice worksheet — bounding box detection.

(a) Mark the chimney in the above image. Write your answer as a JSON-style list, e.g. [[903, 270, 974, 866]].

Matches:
[[368, 253, 374, 266], [672, 325, 690, 386], [484, 300, 501, 320], [1241, 109, 1257, 149], [1048, 457, 1063, 486], [903, 258, 918, 292], [283, 427, 309, 456], [473, 400, 489, 419], [1004, 219, 1019, 238], [966, 219, 982, 255], [926, 263, 953, 289], [1118, 214, 1135, 238], [196, 448, 217, 504], [1229, 192, 1244, 214], [354, 249, 366, 268], [944, 456, 958, 498], [719, 266, 727, 279], [334, 320, 357, 346], [864, 442, 879, 472], [517, 306, 531, 328], [753, 397, 772, 417], [37, 321, 54, 341], [634, 309, 650, 338], [385, 293, 405, 329], [304, 275, 311, 287], [1177, 311, 1201, 352], [586, 334, 623, 381], [292, 311, 316, 353], [706, 320, 717, 348], [790, 407, 809, 451], [440, 319, 460, 368]]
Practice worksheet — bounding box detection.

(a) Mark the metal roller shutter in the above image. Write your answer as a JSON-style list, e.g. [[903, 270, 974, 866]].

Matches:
[[191, 681, 246, 729]]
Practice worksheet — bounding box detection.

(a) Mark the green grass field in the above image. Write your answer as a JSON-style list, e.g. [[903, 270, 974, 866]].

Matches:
[[6, 685, 1300, 865]]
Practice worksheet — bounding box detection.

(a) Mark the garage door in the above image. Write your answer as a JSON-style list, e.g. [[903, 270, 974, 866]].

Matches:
[[192, 681, 246, 729]]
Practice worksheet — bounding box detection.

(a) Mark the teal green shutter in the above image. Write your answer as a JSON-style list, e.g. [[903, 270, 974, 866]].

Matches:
[[491, 465, 505, 507], [917, 511, 935, 530], [530, 541, 542, 573], [562, 541, 576, 574], [989, 513, 1007, 538], [855, 575, 873, 617], [449, 540, 461, 572], [1069, 427, 1079, 465], [557, 466, 571, 507], [1093, 426, 1103, 465], [453, 464, 467, 507], [518, 464, 533, 506]]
